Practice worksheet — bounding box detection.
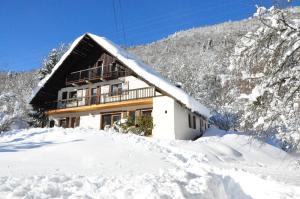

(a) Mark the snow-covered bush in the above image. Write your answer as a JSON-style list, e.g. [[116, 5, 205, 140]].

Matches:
[[119, 115, 153, 136], [229, 7, 300, 151], [210, 110, 239, 131], [0, 72, 37, 132], [0, 93, 26, 132]]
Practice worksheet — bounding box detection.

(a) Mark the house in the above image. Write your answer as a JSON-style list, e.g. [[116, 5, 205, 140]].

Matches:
[[30, 33, 210, 140]]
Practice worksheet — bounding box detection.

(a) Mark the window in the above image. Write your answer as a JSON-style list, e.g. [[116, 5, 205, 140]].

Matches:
[[188, 114, 191, 128], [61, 92, 68, 108], [193, 116, 196, 129], [97, 60, 103, 67], [49, 120, 55, 128], [62, 92, 68, 100], [59, 118, 69, 128], [142, 109, 152, 116], [111, 62, 117, 71], [91, 88, 98, 104], [200, 119, 203, 133], [69, 91, 77, 99], [110, 83, 122, 96], [129, 111, 135, 122], [101, 113, 121, 129]]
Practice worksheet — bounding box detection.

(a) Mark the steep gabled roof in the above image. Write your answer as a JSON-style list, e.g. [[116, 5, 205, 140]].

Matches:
[[30, 33, 210, 118]]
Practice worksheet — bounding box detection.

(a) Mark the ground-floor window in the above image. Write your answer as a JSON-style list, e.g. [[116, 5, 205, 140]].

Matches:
[[200, 118, 203, 133], [59, 117, 80, 128], [101, 113, 121, 129], [49, 120, 55, 128], [59, 118, 69, 128], [141, 109, 152, 116], [188, 114, 192, 128], [193, 116, 196, 129]]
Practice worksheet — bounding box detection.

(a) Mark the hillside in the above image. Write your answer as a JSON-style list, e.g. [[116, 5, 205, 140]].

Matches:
[[128, 18, 260, 109], [0, 127, 299, 198]]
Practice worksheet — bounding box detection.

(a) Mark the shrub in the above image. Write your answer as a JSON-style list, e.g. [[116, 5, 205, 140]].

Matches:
[[120, 115, 153, 136]]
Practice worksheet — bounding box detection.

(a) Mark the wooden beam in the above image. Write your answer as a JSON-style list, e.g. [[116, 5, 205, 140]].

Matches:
[[46, 98, 153, 115]]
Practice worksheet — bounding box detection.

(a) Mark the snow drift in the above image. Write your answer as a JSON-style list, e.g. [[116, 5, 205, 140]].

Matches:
[[0, 128, 299, 198]]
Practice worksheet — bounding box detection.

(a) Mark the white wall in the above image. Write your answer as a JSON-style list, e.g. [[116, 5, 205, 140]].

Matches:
[[152, 96, 205, 140], [122, 76, 149, 90], [174, 102, 202, 140], [80, 114, 101, 129], [152, 96, 175, 139]]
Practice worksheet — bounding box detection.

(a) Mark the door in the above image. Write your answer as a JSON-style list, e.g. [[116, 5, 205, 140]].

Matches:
[[101, 114, 111, 129], [91, 88, 98, 104], [70, 117, 76, 128]]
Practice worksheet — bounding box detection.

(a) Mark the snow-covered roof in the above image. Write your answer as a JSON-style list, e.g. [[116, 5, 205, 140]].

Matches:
[[30, 33, 210, 118]]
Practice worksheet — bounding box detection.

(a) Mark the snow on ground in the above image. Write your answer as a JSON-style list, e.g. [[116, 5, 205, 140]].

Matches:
[[0, 127, 299, 199]]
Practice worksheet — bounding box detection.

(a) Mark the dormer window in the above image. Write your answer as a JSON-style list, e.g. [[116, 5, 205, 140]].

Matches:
[[111, 62, 117, 72]]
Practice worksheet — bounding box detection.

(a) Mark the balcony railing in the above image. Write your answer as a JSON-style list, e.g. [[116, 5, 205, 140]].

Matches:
[[45, 87, 156, 110], [66, 66, 128, 85]]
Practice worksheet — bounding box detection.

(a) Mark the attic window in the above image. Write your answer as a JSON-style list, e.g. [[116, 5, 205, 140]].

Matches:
[[97, 60, 103, 67], [111, 62, 117, 71]]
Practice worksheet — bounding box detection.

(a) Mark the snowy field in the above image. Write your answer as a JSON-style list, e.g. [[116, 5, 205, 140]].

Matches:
[[0, 128, 299, 199]]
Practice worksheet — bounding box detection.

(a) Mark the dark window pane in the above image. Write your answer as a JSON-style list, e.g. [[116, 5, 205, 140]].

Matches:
[[142, 110, 152, 116], [102, 115, 111, 129], [69, 91, 77, 99], [193, 116, 196, 129], [111, 83, 122, 96], [91, 88, 98, 104], [62, 92, 67, 100], [112, 114, 121, 124]]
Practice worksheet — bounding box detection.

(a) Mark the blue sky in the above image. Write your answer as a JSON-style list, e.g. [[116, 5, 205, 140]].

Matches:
[[0, 0, 299, 71]]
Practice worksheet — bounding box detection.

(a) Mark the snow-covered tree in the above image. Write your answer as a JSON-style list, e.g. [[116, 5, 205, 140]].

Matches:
[[229, 7, 300, 151], [38, 44, 69, 80], [0, 43, 69, 131], [0, 71, 37, 132]]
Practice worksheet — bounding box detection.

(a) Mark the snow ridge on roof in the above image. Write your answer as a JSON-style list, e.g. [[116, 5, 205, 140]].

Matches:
[[30, 33, 210, 118]]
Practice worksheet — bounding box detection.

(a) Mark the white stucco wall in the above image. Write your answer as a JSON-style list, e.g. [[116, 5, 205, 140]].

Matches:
[[79, 114, 101, 129], [152, 96, 204, 140], [122, 76, 149, 89], [174, 102, 202, 140], [152, 96, 175, 139]]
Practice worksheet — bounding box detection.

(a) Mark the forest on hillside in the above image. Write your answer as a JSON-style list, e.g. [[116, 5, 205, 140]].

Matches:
[[0, 7, 299, 152]]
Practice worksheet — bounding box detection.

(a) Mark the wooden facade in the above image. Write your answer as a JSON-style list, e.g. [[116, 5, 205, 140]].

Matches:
[[30, 34, 136, 110]]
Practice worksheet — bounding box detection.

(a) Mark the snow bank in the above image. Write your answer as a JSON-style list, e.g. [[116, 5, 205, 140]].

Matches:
[[0, 127, 299, 198]]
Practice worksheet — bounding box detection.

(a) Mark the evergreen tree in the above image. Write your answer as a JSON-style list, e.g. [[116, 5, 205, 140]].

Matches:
[[38, 44, 69, 80]]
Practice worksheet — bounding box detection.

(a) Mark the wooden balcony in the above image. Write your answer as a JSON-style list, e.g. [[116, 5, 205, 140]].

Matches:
[[45, 87, 156, 113], [65, 66, 128, 86]]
